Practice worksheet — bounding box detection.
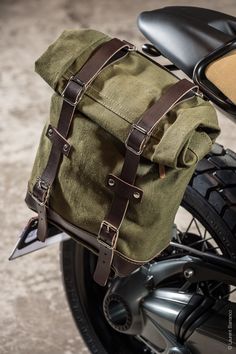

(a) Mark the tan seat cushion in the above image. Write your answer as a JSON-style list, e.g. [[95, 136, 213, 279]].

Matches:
[[205, 50, 236, 104]]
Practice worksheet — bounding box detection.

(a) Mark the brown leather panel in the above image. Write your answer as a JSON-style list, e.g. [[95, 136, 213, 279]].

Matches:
[[106, 174, 143, 203], [46, 124, 72, 157], [25, 191, 142, 276], [101, 150, 140, 232]]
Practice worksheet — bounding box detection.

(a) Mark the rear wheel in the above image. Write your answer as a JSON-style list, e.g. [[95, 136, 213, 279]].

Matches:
[[61, 144, 236, 353]]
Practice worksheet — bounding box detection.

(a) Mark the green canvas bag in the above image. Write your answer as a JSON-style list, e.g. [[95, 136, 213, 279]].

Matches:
[[25, 29, 220, 286]]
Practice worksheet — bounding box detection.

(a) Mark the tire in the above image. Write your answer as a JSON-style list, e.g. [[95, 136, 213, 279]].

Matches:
[[61, 143, 236, 354]]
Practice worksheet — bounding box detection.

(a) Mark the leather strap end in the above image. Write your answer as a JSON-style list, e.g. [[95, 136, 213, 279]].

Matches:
[[36, 203, 48, 242], [93, 245, 114, 286]]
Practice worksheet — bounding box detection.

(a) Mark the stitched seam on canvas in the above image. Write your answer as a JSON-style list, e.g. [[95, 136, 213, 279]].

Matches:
[[84, 91, 160, 143], [88, 85, 136, 117], [87, 89, 136, 120]]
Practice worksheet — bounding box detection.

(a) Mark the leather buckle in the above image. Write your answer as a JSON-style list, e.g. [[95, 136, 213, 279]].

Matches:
[[62, 76, 85, 106], [125, 124, 150, 155], [98, 221, 118, 249]]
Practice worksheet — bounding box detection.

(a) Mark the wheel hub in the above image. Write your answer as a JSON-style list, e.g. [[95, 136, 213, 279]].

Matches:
[[103, 294, 132, 331]]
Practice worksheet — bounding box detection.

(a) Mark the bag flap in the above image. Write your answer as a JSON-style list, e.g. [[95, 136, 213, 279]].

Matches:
[[35, 29, 220, 168]]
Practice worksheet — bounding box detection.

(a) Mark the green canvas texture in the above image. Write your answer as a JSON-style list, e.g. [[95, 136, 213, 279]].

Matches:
[[27, 29, 220, 262]]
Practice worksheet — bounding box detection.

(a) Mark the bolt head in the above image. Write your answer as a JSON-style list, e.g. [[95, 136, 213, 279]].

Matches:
[[184, 268, 194, 279], [63, 143, 69, 152], [108, 178, 115, 187], [48, 128, 53, 137], [133, 191, 140, 199]]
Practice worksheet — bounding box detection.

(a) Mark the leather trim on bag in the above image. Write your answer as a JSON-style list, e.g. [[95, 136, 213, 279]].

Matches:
[[25, 191, 143, 276]]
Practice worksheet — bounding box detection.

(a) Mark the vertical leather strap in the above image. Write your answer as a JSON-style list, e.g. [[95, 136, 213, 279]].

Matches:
[[33, 38, 134, 242], [94, 79, 198, 286]]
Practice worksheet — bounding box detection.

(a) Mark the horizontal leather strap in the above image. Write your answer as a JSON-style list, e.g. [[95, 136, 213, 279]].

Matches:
[[25, 190, 143, 277], [106, 174, 143, 203], [46, 124, 71, 157]]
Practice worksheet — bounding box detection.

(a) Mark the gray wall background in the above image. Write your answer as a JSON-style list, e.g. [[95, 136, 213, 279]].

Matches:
[[1, 1, 236, 353]]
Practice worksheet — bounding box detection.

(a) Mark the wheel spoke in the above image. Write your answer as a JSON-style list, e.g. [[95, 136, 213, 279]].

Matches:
[[188, 237, 212, 247], [223, 286, 236, 299], [173, 201, 235, 303], [201, 229, 208, 251], [209, 282, 224, 295], [183, 217, 195, 236], [193, 218, 203, 237]]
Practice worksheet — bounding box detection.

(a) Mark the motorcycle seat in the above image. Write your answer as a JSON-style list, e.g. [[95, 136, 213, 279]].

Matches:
[[138, 6, 236, 78]]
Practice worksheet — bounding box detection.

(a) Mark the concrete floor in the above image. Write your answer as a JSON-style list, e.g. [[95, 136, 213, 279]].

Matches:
[[1, 1, 236, 353]]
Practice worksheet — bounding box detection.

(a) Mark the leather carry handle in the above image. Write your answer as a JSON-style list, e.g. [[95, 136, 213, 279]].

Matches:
[[32, 38, 134, 242], [94, 79, 198, 286]]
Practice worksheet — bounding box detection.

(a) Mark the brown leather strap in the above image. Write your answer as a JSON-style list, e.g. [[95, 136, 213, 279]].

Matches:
[[33, 38, 134, 242], [126, 79, 198, 153], [94, 79, 198, 286]]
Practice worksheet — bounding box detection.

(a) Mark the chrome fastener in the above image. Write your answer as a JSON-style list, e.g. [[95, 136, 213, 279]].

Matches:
[[48, 128, 53, 137], [63, 143, 70, 152], [108, 178, 115, 187], [184, 268, 194, 279], [133, 191, 141, 199]]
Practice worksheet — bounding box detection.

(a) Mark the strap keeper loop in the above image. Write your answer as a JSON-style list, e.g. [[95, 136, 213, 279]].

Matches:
[[125, 124, 151, 155], [62, 76, 85, 106]]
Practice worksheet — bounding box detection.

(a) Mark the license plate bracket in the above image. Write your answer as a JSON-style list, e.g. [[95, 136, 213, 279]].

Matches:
[[9, 217, 70, 260]]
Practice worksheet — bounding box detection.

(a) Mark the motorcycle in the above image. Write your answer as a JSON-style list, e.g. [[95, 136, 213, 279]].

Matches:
[[10, 6, 236, 354]]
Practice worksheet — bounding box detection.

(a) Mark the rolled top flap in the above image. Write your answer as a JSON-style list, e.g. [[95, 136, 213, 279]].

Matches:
[[35, 29, 220, 167], [35, 29, 110, 89]]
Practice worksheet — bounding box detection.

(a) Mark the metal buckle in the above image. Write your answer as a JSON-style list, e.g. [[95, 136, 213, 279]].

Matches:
[[122, 40, 137, 52], [132, 124, 150, 135], [98, 221, 118, 249], [194, 86, 204, 98], [125, 124, 150, 155], [32, 178, 50, 206], [62, 76, 85, 106], [36, 177, 49, 191]]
